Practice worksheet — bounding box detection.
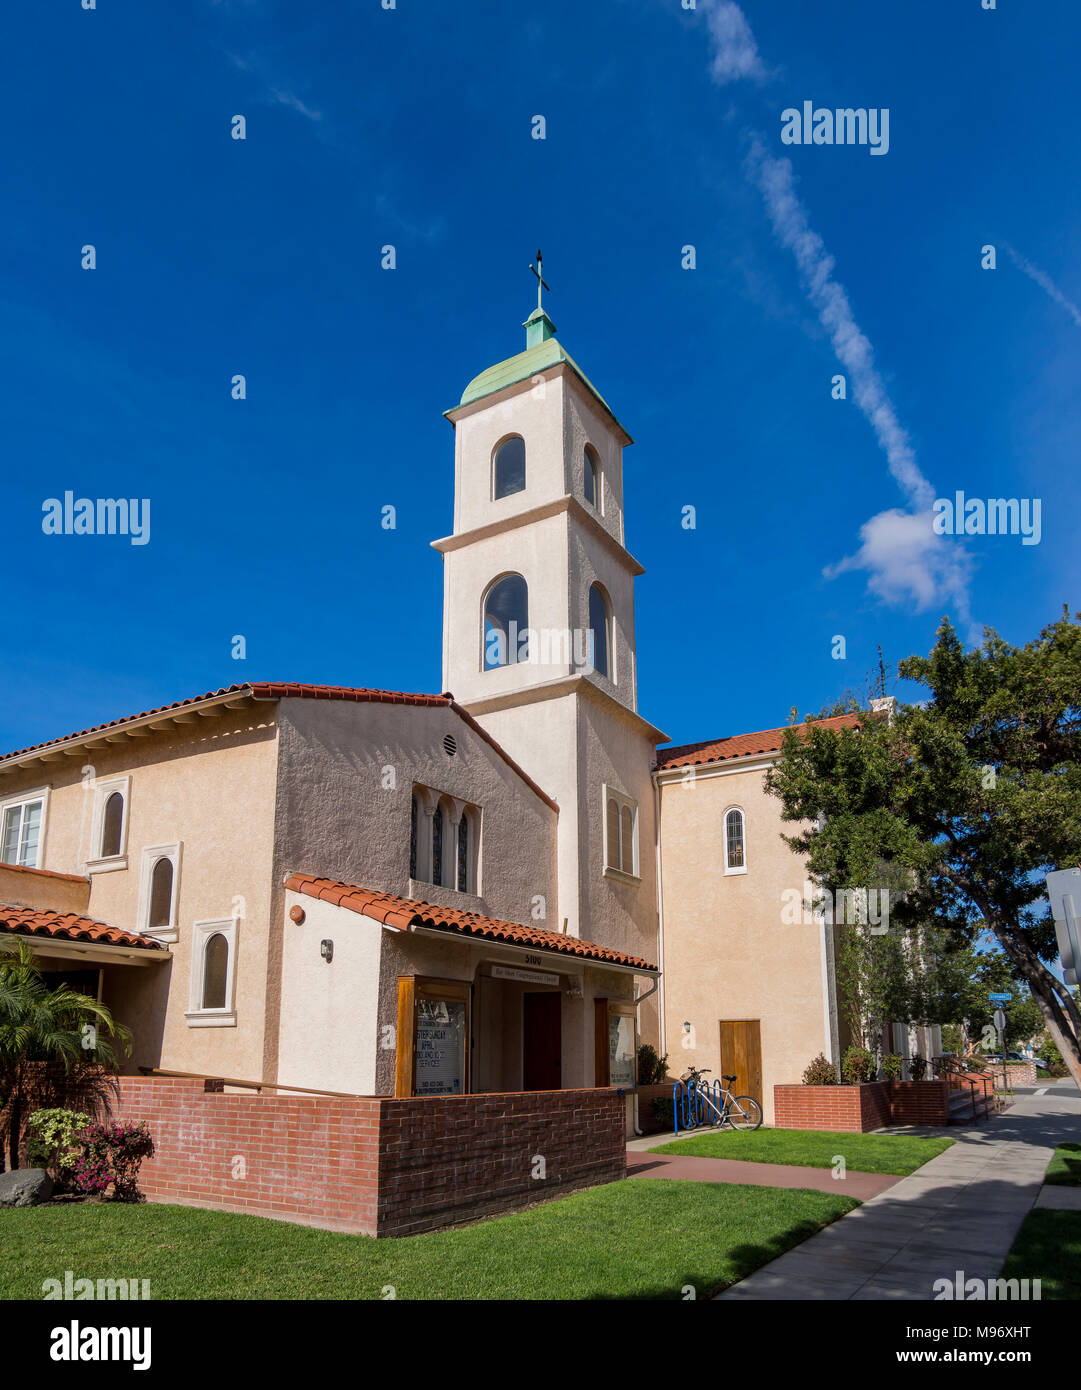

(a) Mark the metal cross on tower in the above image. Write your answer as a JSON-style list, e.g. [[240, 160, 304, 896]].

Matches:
[[528, 249, 550, 310]]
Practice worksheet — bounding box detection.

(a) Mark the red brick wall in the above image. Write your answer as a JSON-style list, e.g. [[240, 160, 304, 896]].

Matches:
[[113, 1079, 625, 1237], [774, 1080, 948, 1132]]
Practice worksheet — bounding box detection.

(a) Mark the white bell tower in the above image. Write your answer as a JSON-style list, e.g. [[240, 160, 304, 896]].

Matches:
[[433, 257, 666, 963]]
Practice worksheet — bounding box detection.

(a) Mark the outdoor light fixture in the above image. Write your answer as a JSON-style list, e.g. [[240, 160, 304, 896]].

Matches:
[[320, 939, 333, 962], [682, 1020, 691, 1033], [565, 978, 583, 999]]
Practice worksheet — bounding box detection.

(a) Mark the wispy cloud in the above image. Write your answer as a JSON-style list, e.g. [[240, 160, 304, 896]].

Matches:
[[699, 5, 974, 632], [1005, 245, 1081, 330], [226, 50, 323, 124], [700, 0, 769, 85]]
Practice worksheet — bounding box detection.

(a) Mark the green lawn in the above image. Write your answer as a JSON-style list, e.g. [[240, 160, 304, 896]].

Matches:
[[1043, 1143, 1081, 1186], [0, 1179, 857, 1301], [649, 1127, 954, 1176], [1000, 1209, 1081, 1300]]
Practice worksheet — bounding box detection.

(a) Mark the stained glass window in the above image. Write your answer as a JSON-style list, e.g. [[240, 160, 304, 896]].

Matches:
[[432, 806, 444, 887], [457, 815, 469, 892], [726, 809, 745, 869], [409, 795, 418, 879], [202, 933, 228, 1010], [484, 574, 529, 670], [101, 792, 124, 858], [148, 857, 174, 929], [494, 435, 526, 499]]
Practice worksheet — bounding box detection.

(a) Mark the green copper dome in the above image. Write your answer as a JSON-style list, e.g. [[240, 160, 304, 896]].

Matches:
[[456, 309, 616, 419]]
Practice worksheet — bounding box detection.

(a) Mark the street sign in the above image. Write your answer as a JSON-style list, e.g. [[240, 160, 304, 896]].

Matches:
[[1046, 867, 1081, 989], [988, 993, 1011, 1003], [993, 1008, 1006, 1033]]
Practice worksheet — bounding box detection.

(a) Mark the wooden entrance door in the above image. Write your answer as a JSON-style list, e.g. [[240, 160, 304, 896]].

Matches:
[[523, 992, 562, 1090], [719, 1020, 762, 1105]]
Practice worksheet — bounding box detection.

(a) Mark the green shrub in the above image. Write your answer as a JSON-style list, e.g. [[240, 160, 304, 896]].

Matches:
[[882, 1052, 904, 1080], [637, 1043, 669, 1086], [802, 1053, 838, 1086], [26, 1108, 91, 1184], [1036, 1031, 1069, 1079], [72, 1121, 155, 1201], [909, 1053, 928, 1081], [841, 1046, 875, 1085], [651, 1097, 675, 1129]]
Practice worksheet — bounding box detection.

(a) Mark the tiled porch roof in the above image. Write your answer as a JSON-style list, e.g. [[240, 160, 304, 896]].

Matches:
[[285, 873, 657, 972], [0, 904, 167, 952], [655, 712, 864, 771]]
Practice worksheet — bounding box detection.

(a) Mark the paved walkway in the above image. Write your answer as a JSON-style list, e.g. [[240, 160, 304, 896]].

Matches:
[[716, 1082, 1081, 1300], [626, 1148, 899, 1199]]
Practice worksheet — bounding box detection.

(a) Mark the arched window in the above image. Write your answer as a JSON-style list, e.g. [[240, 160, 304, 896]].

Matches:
[[493, 435, 526, 499], [148, 857, 174, 929], [483, 574, 529, 670], [457, 814, 470, 893], [432, 804, 444, 887], [202, 933, 229, 1010], [588, 584, 611, 678], [409, 795, 418, 879], [605, 790, 638, 876], [584, 444, 599, 508], [724, 808, 746, 873], [100, 791, 124, 858], [606, 797, 620, 870]]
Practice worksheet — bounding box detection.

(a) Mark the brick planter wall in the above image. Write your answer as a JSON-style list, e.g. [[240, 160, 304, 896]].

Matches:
[[774, 1079, 949, 1132], [999, 1060, 1037, 1087], [634, 1083, 679, 1134], [113, 1077, 625, 1237]]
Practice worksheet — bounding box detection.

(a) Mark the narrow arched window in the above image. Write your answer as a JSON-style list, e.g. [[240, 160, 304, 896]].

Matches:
[[724, 808, 746, 872], [584, 444, 599, 508], [621, 805, 634, 872], [100, 792, 124, 858], [409, 795, 418, 879], [202, 933, 229, 1010], [606, 797, 620, 870], [457, 814, 469, 893], [432, 805, 444, 887], [148, 857, 174, 929], [588, 583, 611, 678], [483, 574, 529, 670], [493, 435, 526, 499]]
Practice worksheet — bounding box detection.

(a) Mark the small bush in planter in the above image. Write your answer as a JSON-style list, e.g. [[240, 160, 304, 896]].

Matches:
[[651, 1097, 675, 1129], [637, 1043, 669, 1086], [802, 1053, 838, 1086], [26, 1108, 91, 1187], [882, 1053, 904, 1081], [72, 1121, 155, 1202], [841, 1046, 876, 1085], [909, 1053, 928, 1081]]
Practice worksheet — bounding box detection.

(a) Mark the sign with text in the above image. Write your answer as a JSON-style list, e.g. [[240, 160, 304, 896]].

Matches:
[[491, 965, 560, 988], [415, 998, 466, 1095]]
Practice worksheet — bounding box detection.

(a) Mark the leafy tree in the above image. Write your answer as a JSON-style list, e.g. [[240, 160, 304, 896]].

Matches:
[[0, 942, 130, 1169], [766, 609, 1081, 1088]]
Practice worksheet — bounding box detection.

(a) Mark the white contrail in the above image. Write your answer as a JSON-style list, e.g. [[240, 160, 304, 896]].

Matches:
[[1006, 246, 1081, 329]]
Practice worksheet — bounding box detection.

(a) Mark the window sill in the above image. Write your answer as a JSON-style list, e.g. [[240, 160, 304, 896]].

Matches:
[[184, 1010, 237, 1028], [86, 855, 128, 875], [723, 866, 747, 877], [603, 865, 641, 886], [143, 928, 178, 944]]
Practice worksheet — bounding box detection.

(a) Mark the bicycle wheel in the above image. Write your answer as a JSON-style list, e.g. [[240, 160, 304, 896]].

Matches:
[[727, 1095, 763, 1131]]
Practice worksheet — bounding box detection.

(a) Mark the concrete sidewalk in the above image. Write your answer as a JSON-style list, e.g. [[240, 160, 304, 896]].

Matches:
[[626, 1148, 899, 1200], [716, 1083, 1081, 1300]]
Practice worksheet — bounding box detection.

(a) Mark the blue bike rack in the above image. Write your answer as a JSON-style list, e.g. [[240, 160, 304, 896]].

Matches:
[[673, 1079, 725, 1134]]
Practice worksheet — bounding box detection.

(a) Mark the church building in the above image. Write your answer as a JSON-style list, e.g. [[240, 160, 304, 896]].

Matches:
[[0, 274, 877, 1130]]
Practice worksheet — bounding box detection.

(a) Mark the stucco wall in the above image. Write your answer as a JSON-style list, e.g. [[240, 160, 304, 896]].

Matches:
[[658, 758, 833, 1125], [0, 707, 279, 1080]]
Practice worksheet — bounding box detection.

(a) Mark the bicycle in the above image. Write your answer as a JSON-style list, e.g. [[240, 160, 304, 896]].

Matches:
[[677, 1065, 763, 1131]]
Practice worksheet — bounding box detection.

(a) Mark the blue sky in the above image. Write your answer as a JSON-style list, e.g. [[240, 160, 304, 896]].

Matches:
[[1, 0, 1078, 753]]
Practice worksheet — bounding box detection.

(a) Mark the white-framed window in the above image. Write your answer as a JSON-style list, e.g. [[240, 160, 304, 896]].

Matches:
[[186, 917, 238, 1027], [87, 776, 131, 872], [136, 842, 182, 941], [584, 443, 601, 510], [0, 788, 48, 869], [604, 787, 639, 880], [493, 434, 526, 499], [723, 806, 747, 875]]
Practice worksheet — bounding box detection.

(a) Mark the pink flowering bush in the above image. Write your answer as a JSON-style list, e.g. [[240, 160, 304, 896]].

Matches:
[[71, 1120, 155, 1201]]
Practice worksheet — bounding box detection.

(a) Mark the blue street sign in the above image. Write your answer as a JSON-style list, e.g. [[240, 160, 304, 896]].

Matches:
[[988, 993, 1012, 1003]]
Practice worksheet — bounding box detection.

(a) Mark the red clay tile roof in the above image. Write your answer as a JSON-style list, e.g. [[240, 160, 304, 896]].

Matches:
[[0, 904, 167, 952], [655, 713, 864, 771], [0, 862, 88, 884], [285, 873, 657, 972], [0, 683, 557, 811]]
